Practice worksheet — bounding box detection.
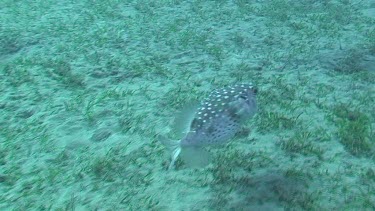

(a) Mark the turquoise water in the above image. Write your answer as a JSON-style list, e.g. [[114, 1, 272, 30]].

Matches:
[[1, 0, 374, 210]]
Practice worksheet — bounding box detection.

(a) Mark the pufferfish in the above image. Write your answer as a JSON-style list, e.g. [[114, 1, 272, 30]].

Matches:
[[159, 83, 257, 170]]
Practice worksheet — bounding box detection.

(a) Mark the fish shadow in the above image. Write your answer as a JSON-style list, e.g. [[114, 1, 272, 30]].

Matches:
[[209, 169, 313, 210]]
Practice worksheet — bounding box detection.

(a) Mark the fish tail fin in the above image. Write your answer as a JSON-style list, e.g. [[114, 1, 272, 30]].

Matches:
[[158, 135, 181, 170]]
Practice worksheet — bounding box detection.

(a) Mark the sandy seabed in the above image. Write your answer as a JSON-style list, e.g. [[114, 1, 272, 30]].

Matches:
[[1, 0, 375, 210]]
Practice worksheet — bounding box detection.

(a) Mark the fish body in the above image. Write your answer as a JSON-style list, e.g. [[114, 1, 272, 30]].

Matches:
[[160, 83, 257, 169]]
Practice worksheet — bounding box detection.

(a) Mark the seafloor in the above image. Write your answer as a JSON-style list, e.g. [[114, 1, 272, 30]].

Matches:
[[1, 0, 374, 210]]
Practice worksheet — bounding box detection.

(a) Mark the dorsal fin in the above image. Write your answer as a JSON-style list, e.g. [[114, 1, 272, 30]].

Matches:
[[173, 102, 199, 138]]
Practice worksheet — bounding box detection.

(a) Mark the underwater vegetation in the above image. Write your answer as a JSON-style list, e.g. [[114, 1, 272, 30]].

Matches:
[[330, 104, 374, 157], [0, 0, 374, 210]]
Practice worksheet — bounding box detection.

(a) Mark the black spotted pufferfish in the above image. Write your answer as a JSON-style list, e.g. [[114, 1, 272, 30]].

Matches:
[[159, 83, 257, 169]]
